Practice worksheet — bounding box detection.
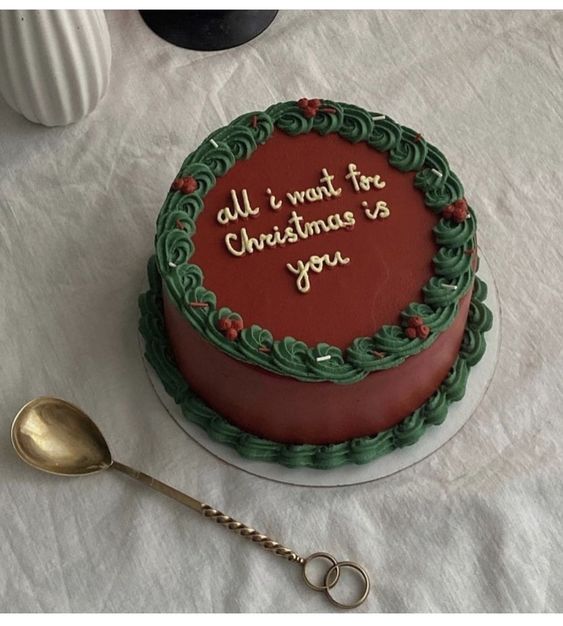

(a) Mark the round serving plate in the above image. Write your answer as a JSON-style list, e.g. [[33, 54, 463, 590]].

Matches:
[[139, 10, 278, 51], [139, 250, 500, 487]]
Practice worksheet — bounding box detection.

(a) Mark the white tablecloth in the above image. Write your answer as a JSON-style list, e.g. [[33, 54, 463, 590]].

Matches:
[[1, 10, 562, 613]]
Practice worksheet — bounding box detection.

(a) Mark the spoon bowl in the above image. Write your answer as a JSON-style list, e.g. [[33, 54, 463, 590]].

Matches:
[[11, 396, 112, 476]]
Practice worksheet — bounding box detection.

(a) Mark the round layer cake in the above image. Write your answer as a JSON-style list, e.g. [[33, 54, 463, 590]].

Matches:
[[139, 98, 492, 469]]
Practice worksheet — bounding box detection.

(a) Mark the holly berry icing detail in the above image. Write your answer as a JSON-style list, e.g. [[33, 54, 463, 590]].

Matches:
[[297, 98, 322, 118], [405, 315, 430, 340], [218, 315, 244, 341], [442, 198, 469, 223], [171, 176, 198, 194]]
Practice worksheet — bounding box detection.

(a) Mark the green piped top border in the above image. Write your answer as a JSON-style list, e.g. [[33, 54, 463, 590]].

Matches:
[[155, 100, 475, 384]]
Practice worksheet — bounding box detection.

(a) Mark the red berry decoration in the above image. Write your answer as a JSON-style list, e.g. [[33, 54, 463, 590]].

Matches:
[[442, 205, 454, 219], [454, 198, 468, 210], [410, 315, 424, 328], [406, 315, 431, 339], [171, 176, 198, 194], [218, 316, 232, 331], [181, 176, 198, 194], [218, 315, 243, 341], [225, 328, 239, 341], [297, 98, 321, 118], [418, 325, 430, 339], [453, 202, 469, 222], [231, 318, 244, 332], [443, 198, 469, 223]]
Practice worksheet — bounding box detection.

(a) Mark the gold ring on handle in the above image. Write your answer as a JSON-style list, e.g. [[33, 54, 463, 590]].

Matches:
[[302, 552, 340, 591], [324, 561, 371, 609]]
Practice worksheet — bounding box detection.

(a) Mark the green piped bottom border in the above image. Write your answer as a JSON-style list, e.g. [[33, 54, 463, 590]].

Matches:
[[138, 256, 493, 470]]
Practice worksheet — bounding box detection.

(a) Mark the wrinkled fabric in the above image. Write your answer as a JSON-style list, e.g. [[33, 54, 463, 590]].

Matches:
[[0, 10, 562, 613]]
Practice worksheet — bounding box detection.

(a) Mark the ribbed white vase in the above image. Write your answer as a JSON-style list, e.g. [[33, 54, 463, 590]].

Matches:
[[0, 10, 111, 126]]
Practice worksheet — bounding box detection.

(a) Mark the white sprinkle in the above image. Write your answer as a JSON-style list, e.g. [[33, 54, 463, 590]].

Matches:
[[316, 355, 332, 362], [443, 283, 457, 290], [431, 168, 443, 178], [168, 262, 177, 268], [210, 139, 219, 148], [361, 201, 368, 207], [372, 115, 386, 121]]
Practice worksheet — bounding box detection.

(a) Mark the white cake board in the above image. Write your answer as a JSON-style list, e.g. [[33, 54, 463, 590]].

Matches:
[[139, 251, 500, 488]]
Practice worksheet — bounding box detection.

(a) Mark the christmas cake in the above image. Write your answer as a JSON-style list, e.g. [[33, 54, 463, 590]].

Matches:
[[139, 99, 492, 469]]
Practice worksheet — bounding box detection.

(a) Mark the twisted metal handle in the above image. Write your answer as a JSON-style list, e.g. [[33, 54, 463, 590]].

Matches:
[[113, 462, 369, 608], [200, 504, 305, 564]]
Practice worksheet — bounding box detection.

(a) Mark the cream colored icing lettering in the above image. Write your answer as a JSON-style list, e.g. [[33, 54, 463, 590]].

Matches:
[[362, 200, 390, 220], [286, 190, 306, 206], [223, 210, 356, 257], [287, 210, 355, 240], [345, 163, 386, 192], [225, 232, 246, 256], [320, 168, 342, 198], [266, 188, 283, 210], [287, 251, 350, 294], [286, 168, 342, 206], [217, 189, 260, 225], [305, 187, 323, 202]]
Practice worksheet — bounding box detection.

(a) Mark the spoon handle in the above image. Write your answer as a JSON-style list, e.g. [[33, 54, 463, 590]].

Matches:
[[112, 461, 200, 511], [111, 460, 370, 608], [112, 460, 303, 562], [200, 504, 304, 563]]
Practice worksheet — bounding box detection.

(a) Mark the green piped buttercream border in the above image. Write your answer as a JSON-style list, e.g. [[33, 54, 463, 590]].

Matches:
[[139, 256, 493, 469], [155, 100, 477, 384]]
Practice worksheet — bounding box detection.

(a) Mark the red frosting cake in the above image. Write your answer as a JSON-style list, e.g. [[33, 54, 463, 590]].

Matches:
[[140, 99, 492, 469]]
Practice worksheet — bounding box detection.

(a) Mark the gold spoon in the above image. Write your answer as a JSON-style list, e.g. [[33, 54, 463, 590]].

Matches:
[[11, 396, 370, 609]]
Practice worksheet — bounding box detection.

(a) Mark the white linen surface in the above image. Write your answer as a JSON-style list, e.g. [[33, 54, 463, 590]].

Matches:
[[0, 10, 562, 613]]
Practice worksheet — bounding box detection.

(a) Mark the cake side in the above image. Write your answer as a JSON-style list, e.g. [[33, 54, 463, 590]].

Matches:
[[162, 286, 472, 444], [139, 257, 492, 468]]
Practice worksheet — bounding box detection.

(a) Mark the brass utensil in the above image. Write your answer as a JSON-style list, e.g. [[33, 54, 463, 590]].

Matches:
[[11, 396, 370, 609]]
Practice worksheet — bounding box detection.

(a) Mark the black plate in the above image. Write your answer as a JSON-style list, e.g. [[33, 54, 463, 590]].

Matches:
[[139, 10, 278, 51]]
